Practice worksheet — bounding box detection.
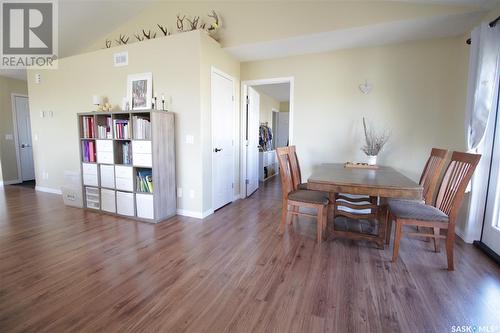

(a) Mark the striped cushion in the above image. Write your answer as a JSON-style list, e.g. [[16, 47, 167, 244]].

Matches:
[[388, 200, 448, 222]]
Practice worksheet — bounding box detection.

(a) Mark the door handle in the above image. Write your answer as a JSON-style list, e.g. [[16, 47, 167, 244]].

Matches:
[[214, 148, 223, 153], [21, 143, 29, 148]]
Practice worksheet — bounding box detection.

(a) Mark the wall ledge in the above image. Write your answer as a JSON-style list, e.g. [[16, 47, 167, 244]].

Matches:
[[35, 186, 62, 195]]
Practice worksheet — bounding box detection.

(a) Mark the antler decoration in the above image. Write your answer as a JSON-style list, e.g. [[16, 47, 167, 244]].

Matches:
[[176, 14, 186, 32], [135, 33, 144, 41], [105, 39, 112, 48], [186, 16, 200, 31], [116, 34, 129, 45], [142, 29, 156, 39], [207, 10, 219, 32], [158, 24, 170, 36]]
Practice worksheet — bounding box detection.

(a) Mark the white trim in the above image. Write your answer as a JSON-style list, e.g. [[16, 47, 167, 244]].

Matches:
[[233, 193, 242, 201], [0, 179, 22, 186], [176, 208, 214, 219], [211, 67, 236, 212], [35, 186, 62, 195], [455, 226, 473, 244], [11, 93, 29, 183], [240, 77, 294, 198]]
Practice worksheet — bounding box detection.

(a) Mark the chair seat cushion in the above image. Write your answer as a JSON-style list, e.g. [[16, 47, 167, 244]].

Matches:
[[288, 190, 329, 205], [388, 200, 448, 222]]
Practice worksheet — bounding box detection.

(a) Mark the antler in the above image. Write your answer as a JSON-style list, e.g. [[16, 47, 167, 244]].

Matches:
[[142, 29, 156, 39], [207, 10, 219, 31], [135, 33, 144, 41], [186, 16, 200, 31], [116, 34, 129, 45], [105, 39, 112, 48], [157, 24, 170, 36], [176, 14, 186, 31]]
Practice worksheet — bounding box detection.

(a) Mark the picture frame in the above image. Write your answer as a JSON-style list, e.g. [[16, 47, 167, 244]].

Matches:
[[127, 72, 152, 110]]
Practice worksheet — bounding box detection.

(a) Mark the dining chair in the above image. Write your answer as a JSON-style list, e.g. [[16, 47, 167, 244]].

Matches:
[[385, 148, 448, 246], [276, 146, 329, 242], [389, 151, 481, 270]]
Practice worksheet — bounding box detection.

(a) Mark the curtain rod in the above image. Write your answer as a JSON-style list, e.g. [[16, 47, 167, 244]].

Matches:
[[466, 15, 500, 44]]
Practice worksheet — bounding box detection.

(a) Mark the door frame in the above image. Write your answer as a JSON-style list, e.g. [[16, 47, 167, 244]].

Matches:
[[11, 93, 30, 184], [240, 77, 294, 198], [211, 66, 236, 211]]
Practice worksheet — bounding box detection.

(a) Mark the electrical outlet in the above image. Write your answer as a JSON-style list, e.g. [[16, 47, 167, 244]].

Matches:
[[5, 134, 13, 140], [42, 171, 49, 180], [177, 188, 183, 198], [186, 135, 194, 144], [189, 190, 195, 199], [35, 73, 41, 84]]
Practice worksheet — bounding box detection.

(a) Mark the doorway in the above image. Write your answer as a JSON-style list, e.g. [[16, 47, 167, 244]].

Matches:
[[212, 68, 236, 211], [241, 77, 294, 198], [12, 94, 35, 183]]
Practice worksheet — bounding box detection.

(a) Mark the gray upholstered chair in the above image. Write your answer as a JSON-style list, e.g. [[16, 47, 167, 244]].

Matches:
[[388, 151, 481, 270]]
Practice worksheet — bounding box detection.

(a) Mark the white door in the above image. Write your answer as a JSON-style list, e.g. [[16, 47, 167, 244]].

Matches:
[[212, 71, 234, 210], [246, 87, 260, 196], [14, 96, 35, 181], [482, 102, 500, 255], [276, 112, 290, 147]]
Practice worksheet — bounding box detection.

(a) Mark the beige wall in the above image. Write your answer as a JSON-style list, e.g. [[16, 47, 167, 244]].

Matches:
[[257, 92, 280, 127], [27, 31, 238, 215], [0, 76, 28, 183], [87, 1, 483, 52], [242, 36, 469, 183]]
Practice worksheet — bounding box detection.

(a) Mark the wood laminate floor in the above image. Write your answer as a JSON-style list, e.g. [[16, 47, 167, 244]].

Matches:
[[1, 179, 499, 333]]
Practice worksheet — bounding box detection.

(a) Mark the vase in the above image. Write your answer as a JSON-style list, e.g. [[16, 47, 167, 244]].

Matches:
[[367, 155, 377, 165]]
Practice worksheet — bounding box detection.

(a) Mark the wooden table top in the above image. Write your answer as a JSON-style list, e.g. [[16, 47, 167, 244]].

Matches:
[[307, 163, 423, 200]]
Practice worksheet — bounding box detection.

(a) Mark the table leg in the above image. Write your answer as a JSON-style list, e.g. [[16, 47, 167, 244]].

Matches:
[[328, 192, 336, 237], [377, 203, 387, 249]]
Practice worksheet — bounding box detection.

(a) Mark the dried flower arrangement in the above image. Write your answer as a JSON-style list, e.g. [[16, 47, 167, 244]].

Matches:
[[361, 117, 390, 156]]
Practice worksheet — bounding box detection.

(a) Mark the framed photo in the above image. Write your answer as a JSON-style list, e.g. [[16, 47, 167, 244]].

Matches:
[[127, 73, 152, 110]]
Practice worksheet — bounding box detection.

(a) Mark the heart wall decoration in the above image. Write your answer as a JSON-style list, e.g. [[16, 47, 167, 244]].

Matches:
[[359, 81, 373, 95]]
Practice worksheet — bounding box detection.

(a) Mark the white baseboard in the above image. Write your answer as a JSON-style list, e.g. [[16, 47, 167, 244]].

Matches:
[[455, 227, 473, 244], [0, 179, 22, 186], [176, 208, 214, 219], [233, 193, 242, 201], [35, 186, 62, 195]]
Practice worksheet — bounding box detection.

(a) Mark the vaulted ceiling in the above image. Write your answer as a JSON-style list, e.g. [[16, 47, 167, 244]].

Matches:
[[1, 0, 498, 81]]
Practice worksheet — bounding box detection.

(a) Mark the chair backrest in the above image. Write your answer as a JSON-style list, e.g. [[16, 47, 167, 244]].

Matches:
[[288, 146, 302, 190], [419, 148, 448, 204], [435, 151, 481, 222], [276, 147, 294, 199]]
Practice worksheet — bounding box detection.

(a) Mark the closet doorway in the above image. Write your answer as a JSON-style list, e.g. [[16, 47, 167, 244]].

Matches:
[[241, 77, 294, 198]]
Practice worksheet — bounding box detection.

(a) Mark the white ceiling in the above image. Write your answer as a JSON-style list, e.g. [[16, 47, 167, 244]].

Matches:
[[225, 10, 485, 62], [254, 83, 290, 102], [392, 0, 499, 8]]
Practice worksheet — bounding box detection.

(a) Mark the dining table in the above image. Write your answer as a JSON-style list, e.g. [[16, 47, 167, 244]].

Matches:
[[307, 163, 423, 247]]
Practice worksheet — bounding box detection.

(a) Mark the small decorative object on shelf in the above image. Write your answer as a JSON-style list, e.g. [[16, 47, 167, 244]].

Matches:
[[161, 94, 165, 111], [127, 72, 153, 110], [92, 95, 101, 112], [360, 117, 389, 165]]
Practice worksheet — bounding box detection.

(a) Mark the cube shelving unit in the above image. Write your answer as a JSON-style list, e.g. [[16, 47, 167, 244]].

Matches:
[[78, 110, 176, 223]]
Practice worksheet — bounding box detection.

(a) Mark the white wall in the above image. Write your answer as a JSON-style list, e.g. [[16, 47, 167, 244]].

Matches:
[[242, 36, 469, 183]]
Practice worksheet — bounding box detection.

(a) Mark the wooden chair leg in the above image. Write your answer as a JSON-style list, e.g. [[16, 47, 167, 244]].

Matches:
[[385, 211, 393, 245], [280, 201, 288, 235], [316, 206, 324, 243], [392, 220, 402, 263], [289, 205, 298, 225], [446, 228, 455, 271], [322, 204, 328, 241], [433, 227, 440, 252]]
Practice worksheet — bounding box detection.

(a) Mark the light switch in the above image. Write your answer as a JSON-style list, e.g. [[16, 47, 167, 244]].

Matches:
[[186, 135, 194, 144], [40, 111, 45, 118], [189, 190, 195, 198], [35, 73, 41, 84], [5, 134, 13, 140], [177, 188, 183, 198]]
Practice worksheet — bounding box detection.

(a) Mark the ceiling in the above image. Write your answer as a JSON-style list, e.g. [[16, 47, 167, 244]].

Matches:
[[0, 0, 153, 81], [224, 10, 486, 61], [1, 0, 498, 80], [254, 83, 290, 103]]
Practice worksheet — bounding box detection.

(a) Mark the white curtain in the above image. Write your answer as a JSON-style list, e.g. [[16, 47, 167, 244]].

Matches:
[[463, 22, 500, 243]]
